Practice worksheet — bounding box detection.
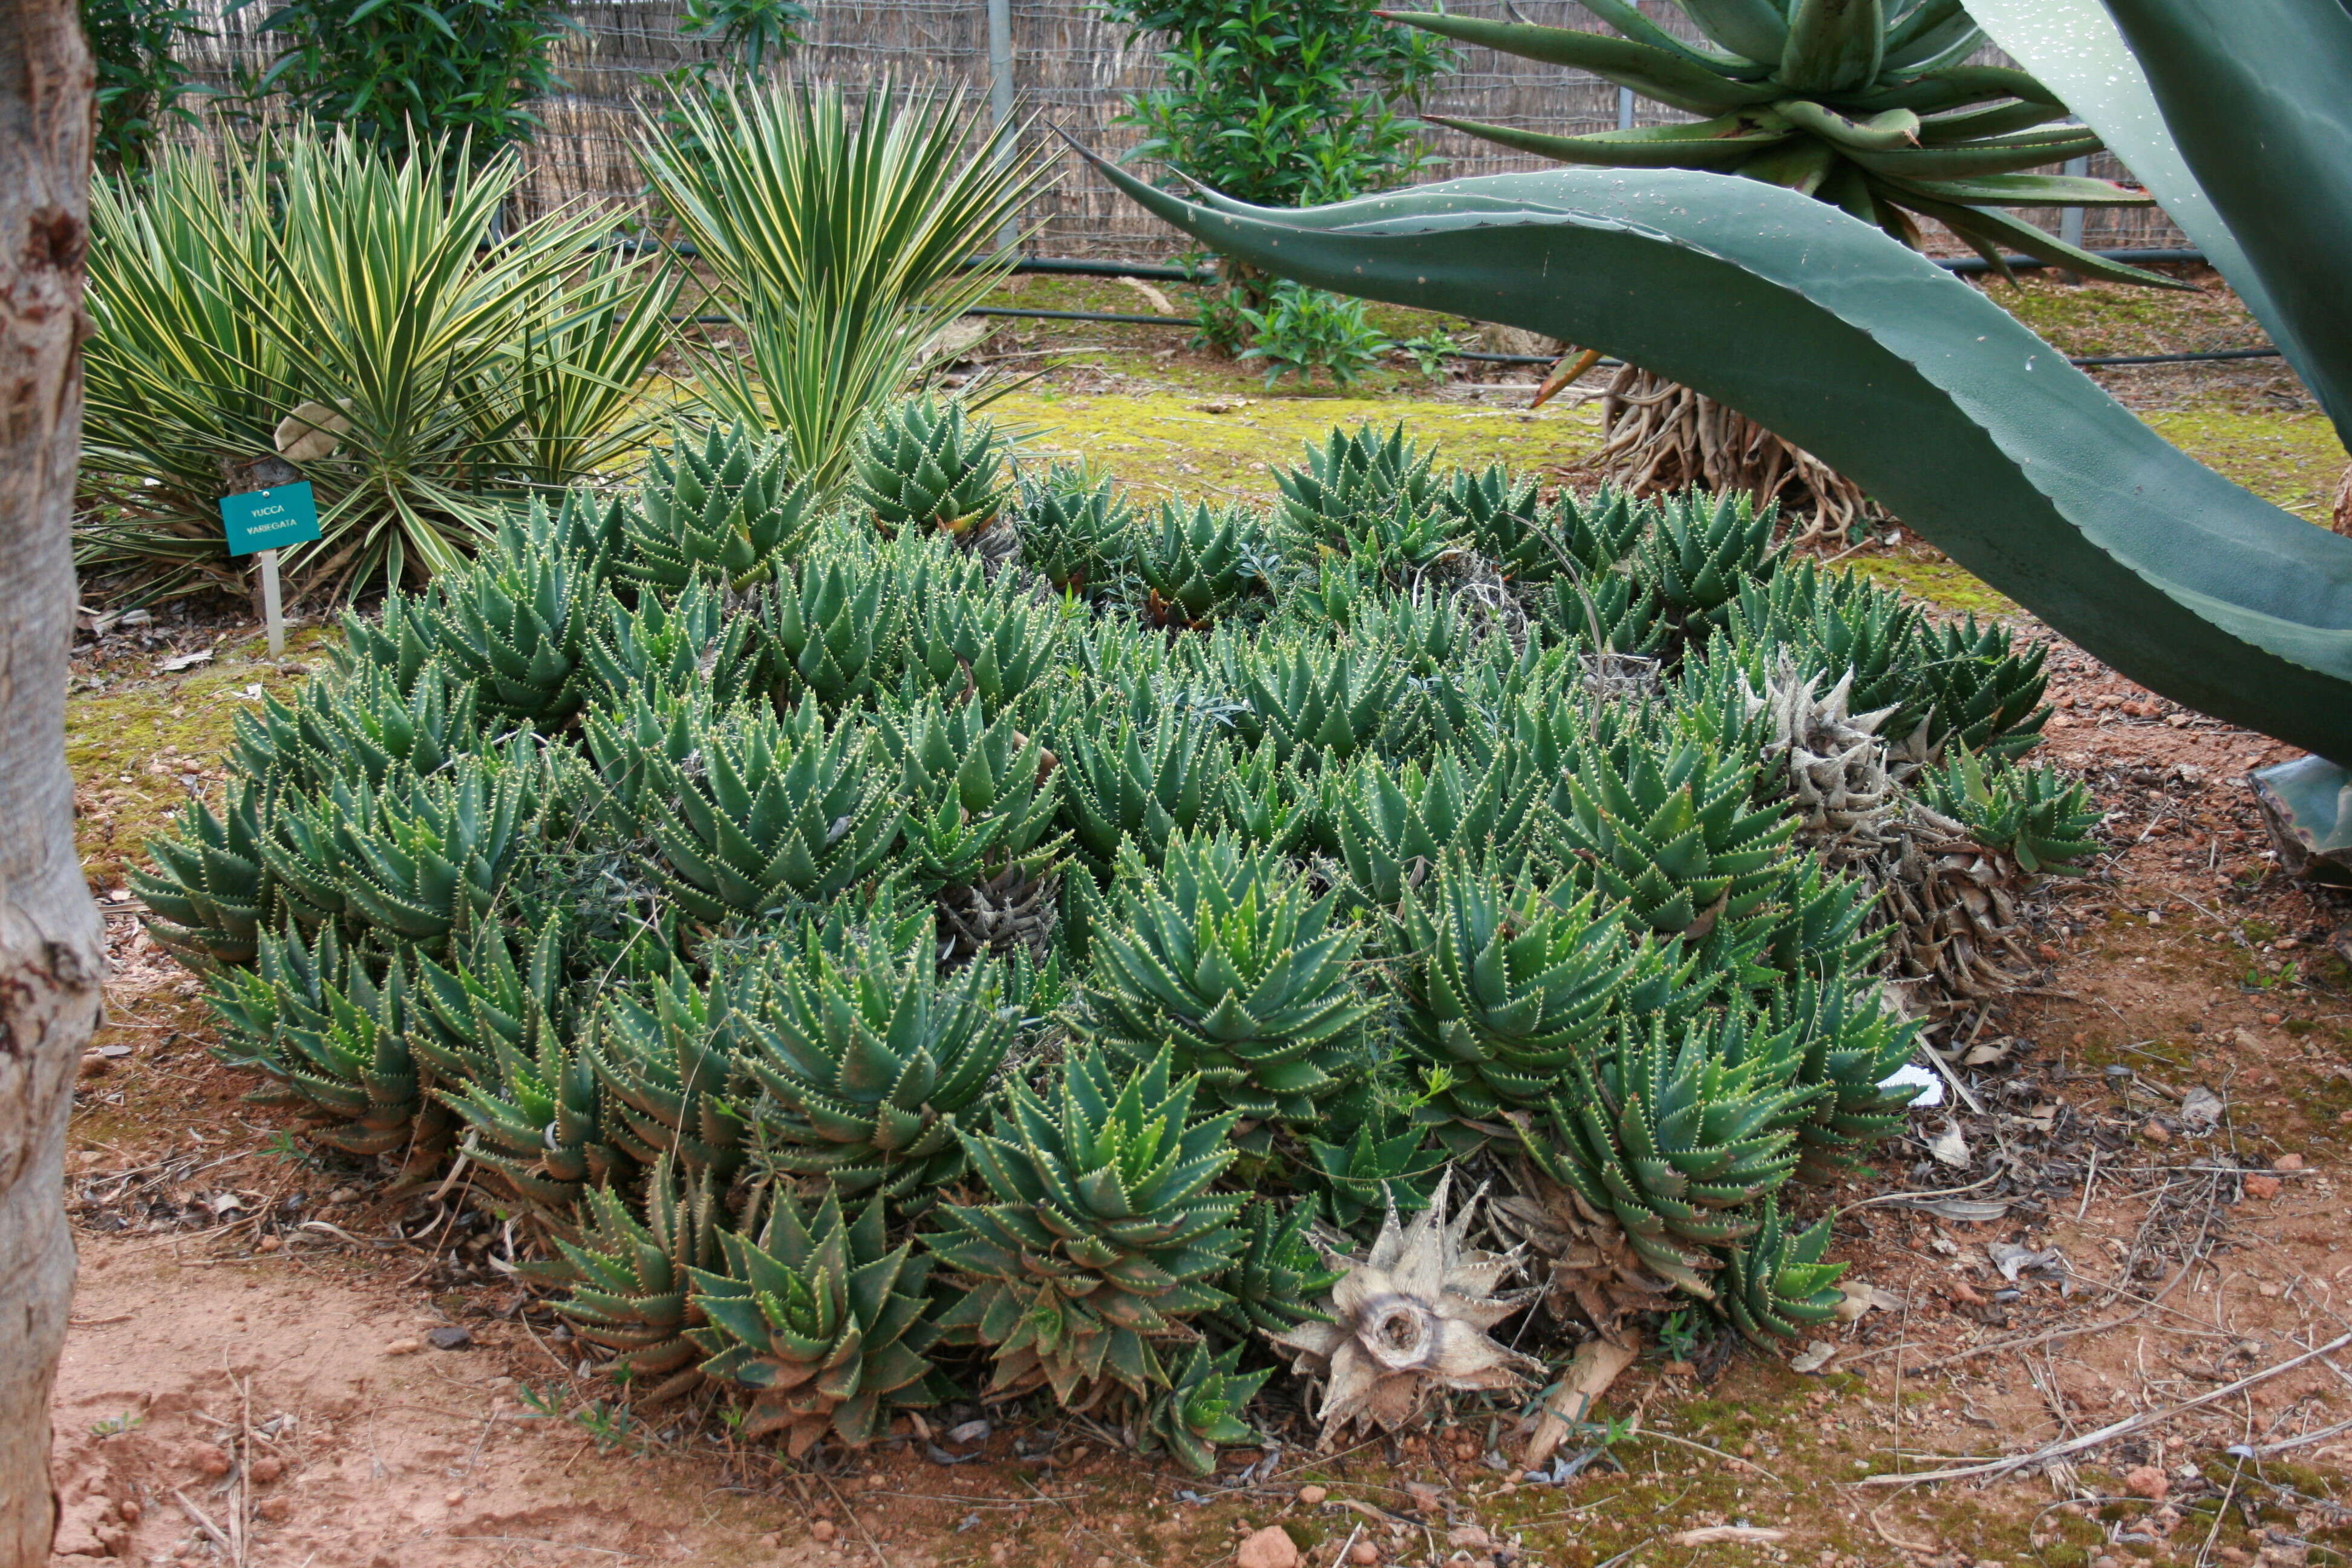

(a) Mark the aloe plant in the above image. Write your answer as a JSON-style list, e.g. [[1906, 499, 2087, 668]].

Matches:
[[1142, 1342, 1272, 1477], [546, 1155, 729, 1401], [687, 1187, 941, 1454], [1076, 57, 2352, 780], [135, 783, 276, 967], [760, 544, 901, 710], [425, 502, 609, 727], [625, 423, 818, 592], [930, 1048, 1245, 1408], [1302, 1111, 1449, 1230], [1074, 833, 1376, 1124], [1133, 499, 1276, 626], [1058, 706, 1233, 875], [585, 577, 766, 713], [587, 970, 750, 1180], [1913, 749, 2102, 874], [1714, 1197, 1844, 1345], [730, 927, 1013, 1200], [1017, 461, 1132, 593], [850, 395, 1015, 537], [1212, 1197, 1342, 1340], [642, 702, 902, 921], [877, 694, 1065, 893]]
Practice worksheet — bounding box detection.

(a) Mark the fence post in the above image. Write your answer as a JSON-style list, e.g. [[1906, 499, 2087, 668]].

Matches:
[[2060, 152, 2089, 284], [987, 0, 1021, 255]]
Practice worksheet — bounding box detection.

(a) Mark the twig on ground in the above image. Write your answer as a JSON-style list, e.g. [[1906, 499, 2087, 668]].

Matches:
[[173, 1488, 235, 1553], [817, 1471, 890, 1568], [1861, 1330, 2352, 1484]]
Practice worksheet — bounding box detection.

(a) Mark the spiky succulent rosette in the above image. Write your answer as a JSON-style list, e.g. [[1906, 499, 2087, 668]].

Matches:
[[1212, 1197, 1341, 1341], [425, 502, 607, 726], [1713, 1198, 1846, 1346], [587, 969, 749, 1179], [876, 693, 1065, 895], [731, 928, 1012, 1201], [686, 1186, 940, 1455], [1330, 748, 1546, 915], [1134, 499, 1275, 626], [1059, 705, 1232, 875], [1394, 857, 1638, 1137], [585, 577, 765, 712], [626, 422, 815, 592], [1743, 655, 1901, 863], [1142, 1342, 1272, 1477], [1772, 976, 1920, 1183], [1273, 422, 1451, 549], [1517, 1013, 1811, 1296], [850, 394, 1013, 537], [759, 545, 901, 710], [1912, 748, 2100, 875], [1301, 1111, 1449, 1230], [1272, 1173, 1540, 1445], [136, 782, 275, 967], [1073, 832, 1376, 1124], [540, 1154, 727, 1403], [234, 655, 481, 796], [930, 1049, 1244, 1409], [1016, 460, 1131, 593]]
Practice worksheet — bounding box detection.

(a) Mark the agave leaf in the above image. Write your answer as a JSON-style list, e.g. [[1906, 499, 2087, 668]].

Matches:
[[1079, 151, 2352, 763]]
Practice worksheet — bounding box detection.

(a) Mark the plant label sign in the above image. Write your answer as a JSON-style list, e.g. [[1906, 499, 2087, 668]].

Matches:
[[219, 483, 322, 557]]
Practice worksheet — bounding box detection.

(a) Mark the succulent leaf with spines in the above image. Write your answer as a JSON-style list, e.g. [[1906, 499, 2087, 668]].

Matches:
[[929, 1048, 1244, 1408], [687, 1186, 941, 1454], [209, 920, 447, 1165], [404, 908, 566, 1088], [900, 569, 1064, 714], [425, 501, 609, 726], [1133, 499, 1276, 626], [1142, 1342, 1272, 1477], [544, 1155, 728, 1402], [1714, 1198, 1845, 1344], [626, 422, 817, 592], [1232, 638, 1405, 770], [1273, 422, 1452, 548], [1074, 832, 1376, 1124], [1057, 705, 1233, 876], [1772, 975, 1921, 1181], [850, 394, 1014, 537], [643, 701, 902, 922], [759, 544, 901, 710], [1913, 748, 2099, 872], [326, 755, 543, 946], [1518, 1013, 1810, 1295], [1394, 858, 1638, 1129], [1636, 489, 1787, 634], [1016, 460, 1131, 593], [1554, 720, 1799, 935], [1212, 1197, 1342, 1341], [1446, 461, 1550, 580], [1913, 615, 2050, 760], [587, 969, 750, 1179], [438, 1006, 622, 1217], [877, 693, 1066, 893], [585, 577, 765, 712], [1302, 1111, 1449, 1230], [730, 927, 1013, 1201], [1331, 748, 1544, 914], [134, 782, 275, 967], [232, 658, 482, 797]]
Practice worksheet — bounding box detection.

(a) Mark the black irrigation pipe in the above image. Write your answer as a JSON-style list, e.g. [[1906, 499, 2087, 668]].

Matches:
[[1936, 245, 2206, 275]]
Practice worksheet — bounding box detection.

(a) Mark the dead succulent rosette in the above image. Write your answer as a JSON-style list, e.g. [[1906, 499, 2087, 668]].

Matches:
[[1272, 1171, 1541, 1445]]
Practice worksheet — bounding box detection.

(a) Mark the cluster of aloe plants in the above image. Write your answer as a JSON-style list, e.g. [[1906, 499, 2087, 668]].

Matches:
[[143, 405, 2099, 1463]]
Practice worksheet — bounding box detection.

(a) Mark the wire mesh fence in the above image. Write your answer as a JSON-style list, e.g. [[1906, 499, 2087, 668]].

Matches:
[[170, 0, 2190, 260]]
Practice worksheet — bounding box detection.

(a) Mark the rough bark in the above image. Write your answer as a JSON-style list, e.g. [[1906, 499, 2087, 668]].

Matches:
[[0, 4, 102, 1564]]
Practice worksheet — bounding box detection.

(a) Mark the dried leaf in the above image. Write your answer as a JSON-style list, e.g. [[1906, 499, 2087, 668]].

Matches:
[[2180, 1086, 2224, 1133], [1790, 1341, 1839, 1374], [1928, 1120, 1972, 1168]]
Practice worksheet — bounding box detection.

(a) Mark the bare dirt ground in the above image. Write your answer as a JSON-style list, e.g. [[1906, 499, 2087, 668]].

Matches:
[[50, 609, 2352, 1568]]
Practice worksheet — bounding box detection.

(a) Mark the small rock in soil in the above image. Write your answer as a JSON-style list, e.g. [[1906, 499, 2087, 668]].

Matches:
[[2125, 1465, 2171, 1500], [181, 1442, 230, 1476], [2244, 1174, 2283, 1199], [1296, 1485, 1327, 1505], [2274, 1152, 2305, 1171], [811, 1520, 837, 1543], [1350, 1543, 1381, 1566], [1236, 1526, 1299, 1568], [426, 1325, 473, 1351]]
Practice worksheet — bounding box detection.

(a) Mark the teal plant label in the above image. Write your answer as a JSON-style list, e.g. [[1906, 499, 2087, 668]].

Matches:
[[220, 483, 323, 557]]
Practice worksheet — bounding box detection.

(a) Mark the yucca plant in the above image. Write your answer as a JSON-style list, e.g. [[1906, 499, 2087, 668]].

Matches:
[[134, 783, 277, 967], [210, 920, 445, 1165], [1016, 461, 1131, 593], [426, 501, 611, 727], [625, 423, 819, 592], [688, 1186, 942, 1454], [1058, 706, 1233, 876], [1133, 500, 1278, 627], [1913, 749, 2100, 872], [1713, 1197, 1845, 1345], [877, 694, 1066, 893], [930, 1048, 1245, 1408], [1393, 1, 2166, 286], [642, 80, 1043, 489], [543, 1155, 730, 1402], [1212, 1197, 1341, 1341], [79, 129, 673, 598], [1394, 858, 1638, 1130], [850, 395, 1015, 537], [1554, 722, 1799, 935], [642, 702, 903, 921], [588, 970, 751, 1180], [1142, 1342, 1272, 1477], [759, 544, 903, 710], [1074, 833, 1376, 1124], [731, 928, 1013, 1200], [1912, 616, 2051, 760], [1520, 1013, 1809, 1294]]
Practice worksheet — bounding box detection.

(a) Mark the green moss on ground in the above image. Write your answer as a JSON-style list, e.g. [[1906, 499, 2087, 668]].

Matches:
[[2142, 408, 2347, 523]]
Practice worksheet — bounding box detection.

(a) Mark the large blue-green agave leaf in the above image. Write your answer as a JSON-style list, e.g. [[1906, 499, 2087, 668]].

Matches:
[[1079, 149, 2352, 763]]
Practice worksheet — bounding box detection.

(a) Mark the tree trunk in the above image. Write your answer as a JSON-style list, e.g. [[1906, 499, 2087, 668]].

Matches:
[[0, 4, 102, 1564]]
